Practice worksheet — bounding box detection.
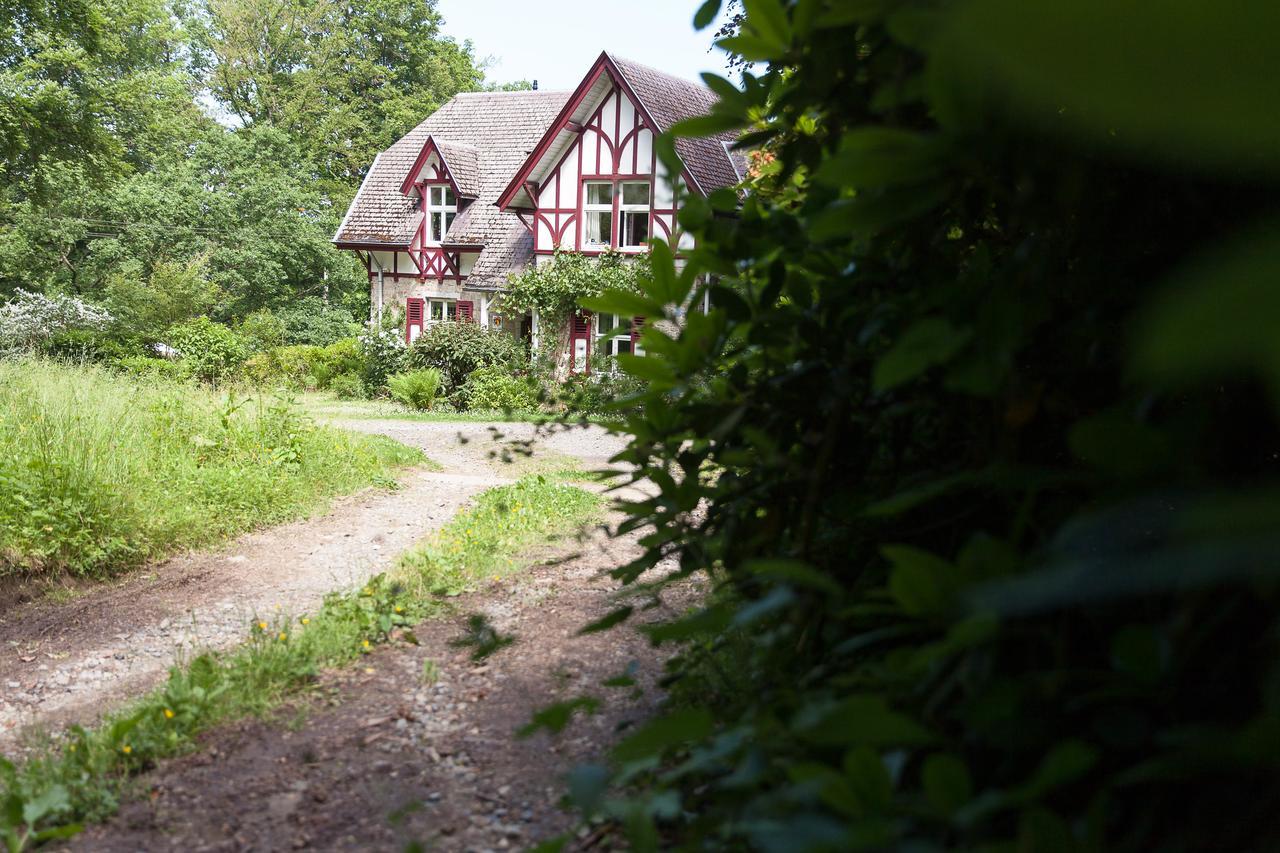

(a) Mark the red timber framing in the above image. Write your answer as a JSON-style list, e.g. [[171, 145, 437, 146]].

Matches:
[[496, 51, 703, 258]]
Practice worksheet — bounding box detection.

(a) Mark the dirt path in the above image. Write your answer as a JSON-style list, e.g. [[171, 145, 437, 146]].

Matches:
[[0, 420, 626, 752], [69, 521, 690, 852]]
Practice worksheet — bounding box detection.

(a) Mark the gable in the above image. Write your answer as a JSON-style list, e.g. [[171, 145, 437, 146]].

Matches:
[[497, 52, 742, 212]]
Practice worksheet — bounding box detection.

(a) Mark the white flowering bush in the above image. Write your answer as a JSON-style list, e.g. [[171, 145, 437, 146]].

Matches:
[[0, 289, 114, 356], [357, 326, 406, 394]]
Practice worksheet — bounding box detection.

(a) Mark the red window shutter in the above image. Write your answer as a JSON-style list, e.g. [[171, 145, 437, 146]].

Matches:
[[631, 316, 644, 349], [406, 297, 424, 343], [573, 311, 591, 336], [457, 300, 474, 322], [571, 310, 592, 374]]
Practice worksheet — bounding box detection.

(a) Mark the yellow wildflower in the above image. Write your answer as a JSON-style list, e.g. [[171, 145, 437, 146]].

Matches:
[[301, 617, 310, 625], [122, 745, 132, 755], [257, 621, 268, 631], [394, 606, 403, 613], [163, 708, 175, 719], [362, 639, 371, 649], [278, 632, 288, 641]]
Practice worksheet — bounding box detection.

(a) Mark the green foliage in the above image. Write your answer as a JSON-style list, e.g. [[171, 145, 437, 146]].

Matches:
[[236, 309, 288, 352], [165, 316, 249, 383], [499, 250, 649, 332], [553, 372, 645, 418], [404, 320, 527, 404], [457, 365, 540, 412], [396, 475, 601, 598], [272, 297, 360, 347], [0, 360, 421, 578], [387, 368, 443, 410], [564, 2, 1280, 851], [243, 337, 365, 390], [326, 372, 365, 400]]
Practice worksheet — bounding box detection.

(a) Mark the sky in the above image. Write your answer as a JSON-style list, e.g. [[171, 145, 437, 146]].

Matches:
[[435, 0, 736, 90]]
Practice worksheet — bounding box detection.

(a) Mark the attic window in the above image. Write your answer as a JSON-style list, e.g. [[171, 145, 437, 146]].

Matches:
[[427, 185, 456, 243], [619, 182, 650, 249]]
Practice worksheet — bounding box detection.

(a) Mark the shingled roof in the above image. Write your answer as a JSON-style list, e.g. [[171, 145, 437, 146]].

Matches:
[[333, 90, 570, 248], [608, 54, 744, 194]]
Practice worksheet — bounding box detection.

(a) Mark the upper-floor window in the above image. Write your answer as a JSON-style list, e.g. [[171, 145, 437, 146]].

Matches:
[[619, 182, 650, 248], [427, 185, 456, 244], [584, 182, 612, 248]]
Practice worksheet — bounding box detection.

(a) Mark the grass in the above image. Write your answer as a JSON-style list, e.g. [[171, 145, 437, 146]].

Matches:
[[394, 475, 603, 597], [297, 392, 542, 423], [0, 361, 424, 579], [0, 475, 601, 850]]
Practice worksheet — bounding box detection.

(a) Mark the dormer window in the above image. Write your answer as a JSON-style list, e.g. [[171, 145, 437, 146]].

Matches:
[[427, 185, 456, 244]]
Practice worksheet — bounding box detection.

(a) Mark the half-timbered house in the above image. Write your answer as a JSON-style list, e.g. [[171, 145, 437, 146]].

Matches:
[[332, 52, 742, 373]]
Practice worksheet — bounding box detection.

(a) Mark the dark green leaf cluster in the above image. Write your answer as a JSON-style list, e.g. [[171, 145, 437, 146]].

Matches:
[[575, 1, 1280, 850], [405, 319, 528, 407]]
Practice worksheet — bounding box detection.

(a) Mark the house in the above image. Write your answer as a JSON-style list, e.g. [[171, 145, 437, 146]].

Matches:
[[332, 51, 743, 373]]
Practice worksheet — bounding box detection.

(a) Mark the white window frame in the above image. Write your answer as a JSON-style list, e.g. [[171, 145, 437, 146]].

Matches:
[[583, 181, 613, 249], [595, 313, 634, 367], [618, 181, 651, 249], [427, 298, 455, 324], [426, 185, 457, 245]]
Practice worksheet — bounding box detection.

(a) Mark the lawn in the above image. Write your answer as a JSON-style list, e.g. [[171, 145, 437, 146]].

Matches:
[[0, 361, 424, 579]]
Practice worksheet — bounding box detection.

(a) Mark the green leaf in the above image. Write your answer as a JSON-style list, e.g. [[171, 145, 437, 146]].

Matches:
[[616, 353, 675, 385], [692, 0, 721, 30], [578, 606, 634, 635], [922, 754, 973, 814], [745, 558, 843, 597], [518, 697, 601, 737], [873, 317, 972, 392], [948, 0, 1280, 173], [716, 34, 784, 62], [21, 785, 69, 826], [813, 128, 947, 189], [1132, 225, 1280, 398], [843, 747, 893, 811], [743, 0, 791, 50], [797, 695, 935, 747], [1068, 412, 1170, 479], [580, 291, 662, 319], [1020, 740, 1098, 800], [670, 113, 746, 138], [612, 708, 714, 764], [882, 545, 954, 616]]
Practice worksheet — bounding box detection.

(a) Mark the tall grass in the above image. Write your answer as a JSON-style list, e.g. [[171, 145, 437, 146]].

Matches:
[[0, 360, 423, 579]]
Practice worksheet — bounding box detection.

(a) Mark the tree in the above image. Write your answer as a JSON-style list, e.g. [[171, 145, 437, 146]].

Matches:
[[191, 0, 484, 195]]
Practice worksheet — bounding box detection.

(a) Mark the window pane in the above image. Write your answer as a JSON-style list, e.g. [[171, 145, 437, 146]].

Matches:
[[622, 182, 649, 205], [430, 301, 443, 320], [430, 186, 443, 206], [621, 211, 649, 247], [587, 211, 611, 245], [598, 313, 615, 334], [445, 211, 455, 234], [431, 212, 443, 241], [444, 301, 454, 319], [586, 182, 613, 205], [616, 338, 632, 355], [444, 187, 455, 206]]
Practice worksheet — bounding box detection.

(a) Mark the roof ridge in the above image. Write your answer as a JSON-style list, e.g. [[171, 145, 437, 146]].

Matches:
[[453, 89, 572, 97], [607, 52, 713, 92]]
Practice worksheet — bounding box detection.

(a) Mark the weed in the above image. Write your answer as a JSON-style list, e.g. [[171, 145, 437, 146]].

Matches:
[[449, 614, 515, 661]]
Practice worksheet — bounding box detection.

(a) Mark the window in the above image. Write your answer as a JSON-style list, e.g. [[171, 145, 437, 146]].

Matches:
[[584, 182, 613, 247], [596, 313, 634, 364], [426, 185, 456, 244], [427, 298, 455, 324], [619, 181, 650, 248]]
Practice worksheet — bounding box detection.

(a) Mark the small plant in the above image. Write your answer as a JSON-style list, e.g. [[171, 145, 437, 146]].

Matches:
[[449, 614, 515, 661], [326, 372, 365, 400], [165, 317, 249, 383], [387, 368, 443, 411], [358, 326, 407, 395], [420, 659, 440, 686], [458, 365, 540, 411]]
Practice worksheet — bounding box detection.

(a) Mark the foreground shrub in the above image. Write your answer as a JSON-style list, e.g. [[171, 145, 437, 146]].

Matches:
[[554, 371, 644, 417], [405, 320, 526, 404], [311, 337, 364, 387], [0, 360, 421, 578], [458, 365, 540, 412], [112, 355, 188, 381], [560, 3, 1280, 852], [387, 368, 442, 410], [165, 317, 248, 383]]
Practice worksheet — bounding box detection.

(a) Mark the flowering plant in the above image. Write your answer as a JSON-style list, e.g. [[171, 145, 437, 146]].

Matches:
[[0, 289, 113, 355]]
